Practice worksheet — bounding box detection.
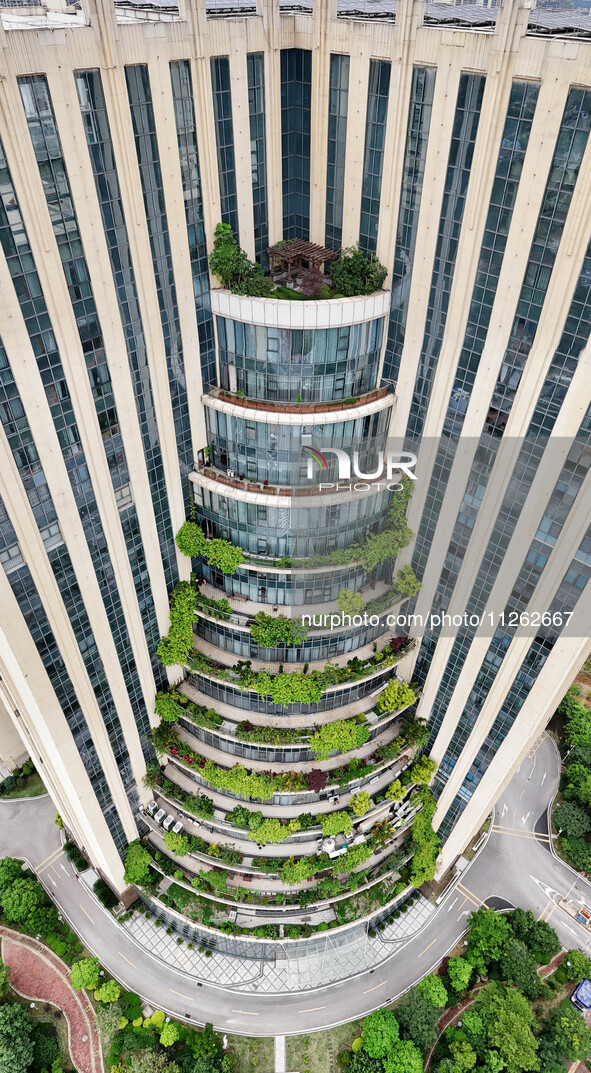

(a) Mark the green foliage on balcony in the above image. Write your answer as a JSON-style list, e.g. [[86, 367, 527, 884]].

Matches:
[[175, 520, 245, 574], [156, 581, 196, 667], [309, 717, 370, 760], [408, 788, 440, 886], [208, 223, 274, 296], [375, 679, 417, 715], [320, 811, 354, 837], [331, 245, 388, 297], [250, 611, 308, 646]]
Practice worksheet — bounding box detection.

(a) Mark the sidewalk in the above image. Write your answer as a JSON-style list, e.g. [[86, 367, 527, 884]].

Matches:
[[0, 925, 103, 1073]]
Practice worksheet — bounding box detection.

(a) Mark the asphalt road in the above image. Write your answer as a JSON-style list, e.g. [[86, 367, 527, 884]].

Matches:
[[1, 732, 590, 1036]]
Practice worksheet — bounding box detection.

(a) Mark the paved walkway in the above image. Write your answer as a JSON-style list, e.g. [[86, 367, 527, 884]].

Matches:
[[274, 1035, 286, 1073], [0, 925, 103, 1073]]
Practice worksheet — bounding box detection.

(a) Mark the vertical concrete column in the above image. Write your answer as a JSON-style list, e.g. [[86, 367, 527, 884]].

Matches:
[[309, 0, 337, 243]]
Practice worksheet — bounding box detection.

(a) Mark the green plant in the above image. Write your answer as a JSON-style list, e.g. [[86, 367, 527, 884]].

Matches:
[[93, 877, 118, 910], [375, 679, 417, 715], [331, 245, 387, 297], [321, 811, 354, 837], [309, 718, 370, 759], [208, 222, 273, 296], [337, 589, 365, 616], [124, 840, 152, 886], [175, 520, 245, 574], [156, 580, 196, 667], [250, 611, 308, 646], [393, 564, 421, 598], [410, 755, 437, 785], [70, 957, 101, 990], [164, 830, 190, 857], [350, 791, 372, 816]]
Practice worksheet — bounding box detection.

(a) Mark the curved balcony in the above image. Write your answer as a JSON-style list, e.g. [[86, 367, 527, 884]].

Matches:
[[209, 287, 391, 326]]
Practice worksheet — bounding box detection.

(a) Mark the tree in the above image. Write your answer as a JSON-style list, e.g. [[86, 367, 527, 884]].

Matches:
[[561, 834, 591, 873], [0, 856, 23, 891], [95, 978, 121, 1003], [410, 756, 437, 785], [306, 769, 327, 792], [208, 222, 273, 296], [474, 982, 539, 1073], [384, 1040, 423, 1073], [447, 956, 472, 993], [70, 957, 101, 991], [562, 948, 591, 981], [154, 691, 182, 722], [376, 680, 417, 715], [250, 612, 307, 647], [553, 800, 591, 838], [0, 1003, 34, 1073], [542, 1003, 591, 1061], [338, 590, 365, 617], [0, 959, 10, 1000], [124, 840, 152, 886], [321, 811, 354, 837], [128, 1055, 180, 1073], [466, 907, 511, 975], [309, 719, 370, 760], [349, 1052, 383, 1073], [396, 987, 441, 1054], [164, 831, 189, 856], [361, 1008, 399, 1058], [528, 919, 561, 963], [386, 779, 405, 802], [417, 973, 448, 1007], [0, 876, 46, 924], [350, 792, 372, 816], [248, 818, 290, 844], [394, 565, 421, 599], [500, 939, 542, 999], [331, 246, 387, 297], [160, 1020, 181, 1047]]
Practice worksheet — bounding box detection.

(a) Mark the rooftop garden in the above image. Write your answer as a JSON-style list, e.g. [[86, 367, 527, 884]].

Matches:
[[208, 222, 387, 299]]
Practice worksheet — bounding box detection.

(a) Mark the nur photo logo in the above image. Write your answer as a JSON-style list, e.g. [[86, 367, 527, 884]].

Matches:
[[302, 445, 417, 492]]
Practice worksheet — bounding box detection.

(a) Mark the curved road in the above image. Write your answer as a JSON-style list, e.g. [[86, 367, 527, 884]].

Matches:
[[1, 733, 590, 1036]]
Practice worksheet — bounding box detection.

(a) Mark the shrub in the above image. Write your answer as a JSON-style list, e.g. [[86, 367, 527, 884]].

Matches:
[[375, 680, 416, 715], [93, 878, 118, 910], [350, 791, 372, 816], [309, 718, 370, 760], [208, 222, 273, 296], [124, 841, 152, 886], [337, 589, 365, 617], [331, 245, 387, 297]]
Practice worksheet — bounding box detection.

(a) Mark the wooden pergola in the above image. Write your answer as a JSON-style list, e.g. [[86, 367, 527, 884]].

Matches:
[[268, 239, 338, 281]]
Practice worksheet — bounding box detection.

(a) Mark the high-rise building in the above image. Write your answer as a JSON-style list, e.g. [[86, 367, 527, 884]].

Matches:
[[0, 0, 590, 940]]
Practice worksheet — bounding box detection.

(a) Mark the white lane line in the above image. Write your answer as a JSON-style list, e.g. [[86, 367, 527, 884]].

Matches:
[[447, 898, 458, 912], [231, 1009, 259, 1016], [541, 772, 547, 785]]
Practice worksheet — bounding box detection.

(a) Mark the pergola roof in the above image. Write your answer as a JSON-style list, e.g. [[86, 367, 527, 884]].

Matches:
[[268, 240, 338, 280]]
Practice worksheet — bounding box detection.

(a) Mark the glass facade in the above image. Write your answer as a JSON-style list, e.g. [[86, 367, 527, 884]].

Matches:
[[193, 484, 392, 558], [170, 60, 216, 391], [217, 316, 384, 402], [201, 561, 390, 606], [211, 57, 239, 240], [195, 615, 392, 662], [325, 54, 350, 251], [410, 81, 539, 584], [205, 406, 391, 485], [405, 74, 485, 446], [125, 65, 193, 504], [281, 49, 312, 239], [247, 53, 269, 268], [75, 69, 178, 591], [0, 496, 127, 852], [17, 75, 164, 692], [414, 85, 591, 696], [0, 130, 152, 795], [359, 61, 391, 254], [195, 664, 394, 716], [382, 67, 436, 385]]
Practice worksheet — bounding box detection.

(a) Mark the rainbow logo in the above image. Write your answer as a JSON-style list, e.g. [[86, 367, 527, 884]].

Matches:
[[302, 446, 329, 470]]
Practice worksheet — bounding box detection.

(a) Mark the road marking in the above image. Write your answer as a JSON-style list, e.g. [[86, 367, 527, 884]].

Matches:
[[501, 803, 508, 818], [538, 900, 552, 922], [231, 1009, 259, 1016], [512, 808, 516, 826], [117, 951, 136, 968], [37, 850, 64, 874], [363, 980, 387, 993], [492, 826, 549, 843], [36, 847, 63, 871], [545, 904, 557, 923], [522, 812, 531, 825], [541, 772, 547, 786], [418, 939, 437, 958], [170, 988, 193, 1000], [59, 864, 69, 875], [80, 904, 95, 924], [457, 883, 483, 907], [520, 789, 525, 799], [298, 1006, 326, 1013], [448, 898, 458, 912], [48, 876, 57, 887]]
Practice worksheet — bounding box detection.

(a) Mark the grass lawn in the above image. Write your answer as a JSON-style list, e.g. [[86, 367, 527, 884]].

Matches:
[[0, 773, 46, 799], [228, 1032, 274, 1073], [329, 1017, 364, 1053], [286, 1029, 330, 1073]]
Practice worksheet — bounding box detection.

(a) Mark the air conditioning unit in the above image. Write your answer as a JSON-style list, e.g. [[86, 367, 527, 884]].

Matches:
[[227, 470, 235, 478]]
